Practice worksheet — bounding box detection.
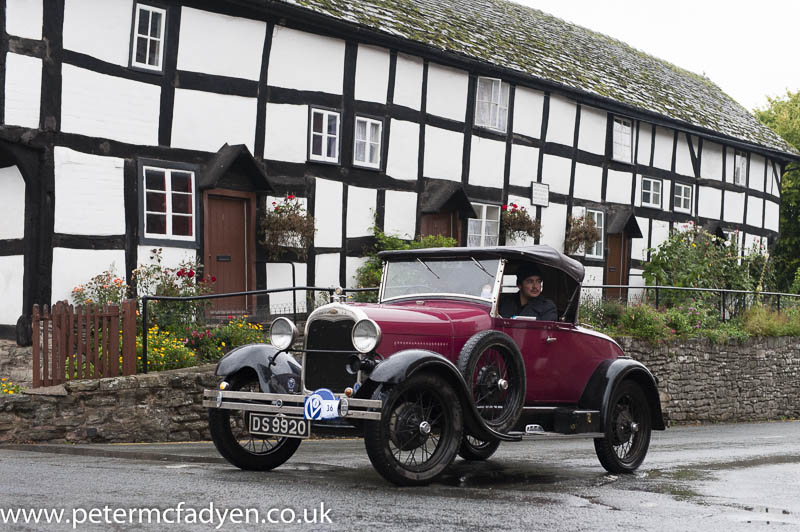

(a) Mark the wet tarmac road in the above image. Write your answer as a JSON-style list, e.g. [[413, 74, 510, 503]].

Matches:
[[1, 420, 799, 530]]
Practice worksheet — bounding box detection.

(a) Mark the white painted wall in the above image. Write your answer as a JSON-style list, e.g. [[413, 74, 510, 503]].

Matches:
[[541, 155, 571, 195], [314, 179, 343, 247], [723, 190, 745, 223], [0, 166, 25, 240], [652, 127, 673, 171], [700, 141, 723, 180], [136, 245, 197, 271], [6, 0, 42, 39], [764, 200, 779, 232], [631, 217, 649, 261], [746, 197, 763, 228], [539, 202, 567, 250], [266, 262, 307, 310], [605, 169, 632, 205], [423, 126, 462, 182], [577, 106, 606, 155], [650, 220, 670, 250], [355, 45, 390, 104], [52, 248, 126, 303], [346, 185, 377, 237], [268, 26, 345, 94], [674, 134, 694, 176], [468, 136, 506, 188], [345, 256, 368, 288], [53, 148, 125, 236], [386, 119, 420, 181], [743, 233, 761, 255], [263, 103, 307, 163], [637, 124, 652, 164], [512, 87, 544, 139], [171, 89, 257, 152], [505, 194, 536, 246], [4, 53, 42, 128], [509, 144, 539, 188], [315, 253, 340, 288], [393, 53, 423, 110], [768, 164, 780, 197], [572, 163, 602, 201], [546, 95, 576, 146], [63, 0, 132, 67], [697, 186, 722, 219], [384, 190, 416, 239], [426, 63, 468, 122], [0, 255, 24, 325], [177, 7, 266, 81], [749, 155, 765, 192], [583, 266, 604, 287]]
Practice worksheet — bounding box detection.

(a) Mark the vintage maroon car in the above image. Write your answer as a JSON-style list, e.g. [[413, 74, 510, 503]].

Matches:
[[204, 245, 665, 485]]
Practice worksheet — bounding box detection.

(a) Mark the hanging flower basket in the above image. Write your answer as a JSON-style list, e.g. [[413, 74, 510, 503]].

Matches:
[[259, 195, 315, 261], [564, 215, 601, 255], [501, 203, 541, 242]]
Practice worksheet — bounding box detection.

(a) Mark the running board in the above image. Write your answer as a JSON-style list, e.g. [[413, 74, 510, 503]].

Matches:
[[506, 425, 604, 440]]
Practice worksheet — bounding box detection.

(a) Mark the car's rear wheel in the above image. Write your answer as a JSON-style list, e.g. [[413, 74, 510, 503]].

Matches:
[[364, 373, 463, 486], [594, 380, 652, 473], [457, 330, 526, 433], [458, 435, 500, 461], [208, 373, 301, 471]]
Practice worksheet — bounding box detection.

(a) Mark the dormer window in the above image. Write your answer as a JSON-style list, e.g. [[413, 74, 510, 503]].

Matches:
[[475, 77, 509, 133], [131, 4, 166, 71]]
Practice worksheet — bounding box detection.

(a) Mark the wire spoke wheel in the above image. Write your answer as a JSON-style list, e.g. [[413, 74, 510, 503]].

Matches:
[[458, 435, 501, 461], [594, 380, 652, 474]]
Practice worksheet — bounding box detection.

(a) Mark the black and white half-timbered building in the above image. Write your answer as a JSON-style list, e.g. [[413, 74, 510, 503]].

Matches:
[[1, 0, 798, 339]]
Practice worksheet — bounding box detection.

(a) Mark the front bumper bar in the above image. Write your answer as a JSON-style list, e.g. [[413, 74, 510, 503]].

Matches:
[[202, 389, 383, 421]]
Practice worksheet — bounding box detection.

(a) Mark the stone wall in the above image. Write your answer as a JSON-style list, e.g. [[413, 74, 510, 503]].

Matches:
[[0, 340, 32, 388]]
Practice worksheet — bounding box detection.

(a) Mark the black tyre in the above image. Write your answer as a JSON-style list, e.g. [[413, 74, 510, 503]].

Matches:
[[457, 330, 526, 433], [594, 380, 652, 474], [208, 373, 301, 471], [458, 435, 500, 461], [364, 373, 463, 486]]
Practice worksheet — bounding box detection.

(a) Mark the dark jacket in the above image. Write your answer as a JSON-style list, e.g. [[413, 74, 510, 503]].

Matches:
[[498, 292, 558, 321]]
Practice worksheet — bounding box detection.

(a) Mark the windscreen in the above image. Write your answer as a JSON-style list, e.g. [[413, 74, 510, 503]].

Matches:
[[382, 258, 500, 300]]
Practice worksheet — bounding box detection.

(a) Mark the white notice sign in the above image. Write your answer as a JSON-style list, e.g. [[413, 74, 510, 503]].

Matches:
[[531, 182, 549, 207]]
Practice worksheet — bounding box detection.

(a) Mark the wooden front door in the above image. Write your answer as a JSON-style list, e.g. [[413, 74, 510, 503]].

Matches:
[[420, 212, 462, 243], [205, 193, 252, 317], [606, 234, 629, 300]]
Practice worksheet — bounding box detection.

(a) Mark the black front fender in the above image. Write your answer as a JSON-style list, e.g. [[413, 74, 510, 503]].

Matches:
[[215, 343, 301, 394]]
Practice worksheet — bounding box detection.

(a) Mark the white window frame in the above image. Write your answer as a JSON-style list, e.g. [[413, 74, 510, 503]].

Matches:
[[641, 177, 662, 209], [673, 182, 693, 214], [131, 4, 166, 71], [142, 166, 195, 241], [585, 209, 604, 259], [734, 151, 747, 186], [309, 108, 340, 163], [467, 203, 501, 247], [612, 117, 633, 163], [353, 116, 382, 169], [474, 77, 510, 133]]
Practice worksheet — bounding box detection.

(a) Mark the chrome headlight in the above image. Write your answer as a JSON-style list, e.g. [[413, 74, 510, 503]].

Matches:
[[270, 317, 298, 351], [352, 319, 381, 353]]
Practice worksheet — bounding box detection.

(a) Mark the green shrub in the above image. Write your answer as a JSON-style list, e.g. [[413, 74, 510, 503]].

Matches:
[[136, 325, 197, 372], [182, 316, 268, 363], [72, 268, 129, 306], [1, 377, 21, 395], [618, 304, 671, 341], [739, 305, 800, 337]]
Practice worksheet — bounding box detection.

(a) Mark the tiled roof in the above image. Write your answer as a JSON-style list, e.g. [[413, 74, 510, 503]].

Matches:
[[278, 0, 797, 156]]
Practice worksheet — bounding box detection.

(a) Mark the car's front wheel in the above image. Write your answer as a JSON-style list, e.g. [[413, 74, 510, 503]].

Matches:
[[208, 373, 301, 471], [458, 435, 500, 461], [364, 373, 463, 486], [593, 380, 652, 473]]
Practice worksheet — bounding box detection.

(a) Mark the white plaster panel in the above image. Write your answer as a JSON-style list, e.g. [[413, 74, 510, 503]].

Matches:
[[572, 163, 602, 201], [468, 137, 506, 188], [539, 202, 567, 251], [724, 149, 736, 183], [631, 217, 649, 261], [0, 166, 25, 240], [637, 124, 652, 165], [346, 186, 377, 237], [386, 120, 420, 181], [4, 53, 41, 129], [52, 248, 126, 304], [63, 0, 132, 66], [346, 256, 368, 289], [266, 261, 308, 311], [743, 233, 761, 255], [426, 63, 468, 122], [315, 253, 340, 288], [697, 186, 722, 220], [355, 45, 390, 104], [393, 53, 423, 110], [749, 155, 765, 192], [675, 134, 694, 177], [268, 26, 345, 94], [61, 65, 160, 145], [746, 197, 763, 228], [423, 126, 462, 182], [723, 190, 745, 224], [650, 220, 670, 251], [541, 155, 571, 195], [314, 179, 343, 248], [583, 266, 604, 287], [700, 141, 723, 180], [136, 246, 196, 271], [605, 169, 633, 205], [54, 148, 125, 236], [6, 0, 43, 39], [545, 95, 576, 147], [652, 127, 674, 171], [177, 7, 266, 80], [764, 201, 779, 232], [263, 103, 308, 163], [0, 255, 24, 325], [577, 106, 606, 155], [769, 164, 780, 197], [662, 180, 671, 212], [627, 269, 646, 305], [384, 190, 417, 239], [509, 145, 539, 188], [512, 87, 544, 139], [171, 89, 257, 152], [505, 195, 536, 246]]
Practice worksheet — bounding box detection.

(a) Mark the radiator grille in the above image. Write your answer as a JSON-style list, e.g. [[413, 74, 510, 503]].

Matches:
[[305, 318, 356, 392]]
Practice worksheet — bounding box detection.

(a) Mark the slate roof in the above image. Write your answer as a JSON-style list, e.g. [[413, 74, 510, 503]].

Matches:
[[277, 0, 797, 157]]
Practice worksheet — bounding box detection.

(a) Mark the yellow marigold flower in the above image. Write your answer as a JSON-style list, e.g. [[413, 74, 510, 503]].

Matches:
[[221, 342, 226, 347], [1, 378, 6, 382]]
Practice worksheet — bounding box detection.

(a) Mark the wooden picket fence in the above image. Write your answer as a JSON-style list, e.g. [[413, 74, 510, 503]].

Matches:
[[32, 300, 137, 387]]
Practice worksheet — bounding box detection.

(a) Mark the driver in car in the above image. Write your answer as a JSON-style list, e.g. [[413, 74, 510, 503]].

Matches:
[[498, 264, 558, 321]]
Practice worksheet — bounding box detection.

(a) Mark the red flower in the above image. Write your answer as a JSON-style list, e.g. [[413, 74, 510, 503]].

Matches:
[[211, 276, 216, 282], [501, 205, 508, 211], [288, 194, 296, 200], [176, 269, 185, 277], [272, 201, 276, 205], [188, 269, 195, 278], [511, 203, 518, 209]]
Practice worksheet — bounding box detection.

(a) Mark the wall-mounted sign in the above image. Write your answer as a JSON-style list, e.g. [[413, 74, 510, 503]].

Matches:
[[531, 182, 549, 207]]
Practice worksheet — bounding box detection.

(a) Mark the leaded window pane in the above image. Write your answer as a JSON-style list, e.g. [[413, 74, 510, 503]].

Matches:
[[172, 215, 192, 236], [312, 112, 323, 134], [136, 37, 148, 63], [146, 213, 166, 234], [145, 169, 165, 191], [146, 192, 166, 212], [150, 11, 162, 38]]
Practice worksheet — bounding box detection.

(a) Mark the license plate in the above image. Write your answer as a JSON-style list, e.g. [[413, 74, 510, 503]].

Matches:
[[248, 413, 311, 439]]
